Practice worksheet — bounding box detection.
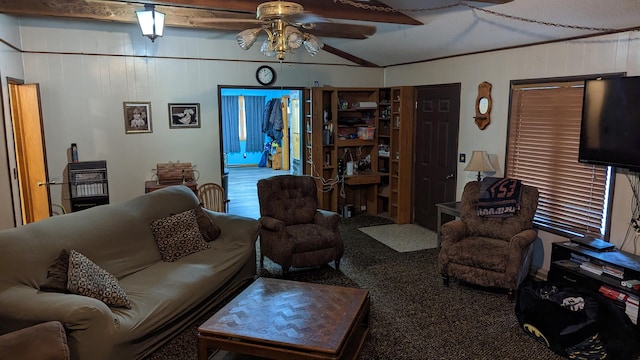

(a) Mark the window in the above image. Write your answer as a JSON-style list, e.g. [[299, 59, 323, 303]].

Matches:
[[238, 96, 247, 141], [506, 80, 613, 239]]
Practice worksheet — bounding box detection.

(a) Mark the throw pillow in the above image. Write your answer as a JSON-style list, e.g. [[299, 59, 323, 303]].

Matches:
[[39, 249, 70, 292], [150, 209, 211, 262], [194, 206, 221, 242], [66, 250, 132, 309]]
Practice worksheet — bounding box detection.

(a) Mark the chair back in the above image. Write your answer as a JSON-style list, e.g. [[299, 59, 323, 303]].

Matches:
[[257, 175, 317, 225], [460, 180, 539, 240], [197, 182, 226, 212]]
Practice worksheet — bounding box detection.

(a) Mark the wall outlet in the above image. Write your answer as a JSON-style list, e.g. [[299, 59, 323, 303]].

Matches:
[[360, 205, 366, 211], [459, 153, 466, 162]]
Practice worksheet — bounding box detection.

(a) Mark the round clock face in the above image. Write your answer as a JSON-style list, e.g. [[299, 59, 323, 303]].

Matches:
[[256, 65, 276, 86]]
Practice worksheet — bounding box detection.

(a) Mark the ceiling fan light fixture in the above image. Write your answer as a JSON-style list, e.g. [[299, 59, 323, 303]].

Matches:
[[285, 26, 303, 49], [260, 38, 277, 57], [236, 28, 261, 50], [136, 4, 164, 42], [234, 1, 326, 61], [303, 34, 323, 56]]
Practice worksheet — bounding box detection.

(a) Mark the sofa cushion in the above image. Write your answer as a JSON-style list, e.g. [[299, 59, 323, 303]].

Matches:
[[39, 249, 70, 293], [67, 250, 132, 309], [195, 206, 221, 242], [150, 209, 211, 262]]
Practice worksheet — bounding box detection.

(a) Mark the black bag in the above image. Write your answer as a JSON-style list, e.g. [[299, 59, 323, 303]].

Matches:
[[515, 280, 639, 359]]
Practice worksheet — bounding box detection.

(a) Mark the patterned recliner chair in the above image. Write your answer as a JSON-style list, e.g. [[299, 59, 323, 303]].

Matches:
[[438, 180, 539, 300], [257, 175, 343, 274]]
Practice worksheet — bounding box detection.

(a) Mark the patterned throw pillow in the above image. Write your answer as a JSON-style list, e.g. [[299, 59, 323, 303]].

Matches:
[[194, 206, 221, 242], [67, 250, 132, 309], [39, 249, 70, 292], [150, 209, 211, 262]]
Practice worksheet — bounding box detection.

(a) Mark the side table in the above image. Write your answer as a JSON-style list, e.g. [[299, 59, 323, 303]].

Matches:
[[145, 180, 198, 195], [435, 201, 462, 248]]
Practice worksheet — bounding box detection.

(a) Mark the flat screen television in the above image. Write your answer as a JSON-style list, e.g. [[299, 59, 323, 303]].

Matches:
[[579, 76, 640, 171]]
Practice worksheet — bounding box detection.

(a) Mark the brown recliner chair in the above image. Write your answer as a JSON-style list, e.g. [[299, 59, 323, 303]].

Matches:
[[0, 321, 70, 359], [438, 180, 539, 300], [257, 175, 344, 274]]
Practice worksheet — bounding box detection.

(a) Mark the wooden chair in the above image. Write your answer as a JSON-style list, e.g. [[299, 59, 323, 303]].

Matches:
[[197, 182, 228, 212]]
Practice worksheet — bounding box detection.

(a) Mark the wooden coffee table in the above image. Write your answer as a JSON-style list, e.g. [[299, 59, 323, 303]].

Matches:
[[198, 277, 370, 360]]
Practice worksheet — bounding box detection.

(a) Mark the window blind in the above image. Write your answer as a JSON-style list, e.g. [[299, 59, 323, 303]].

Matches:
[[506, 82, 610, 237]]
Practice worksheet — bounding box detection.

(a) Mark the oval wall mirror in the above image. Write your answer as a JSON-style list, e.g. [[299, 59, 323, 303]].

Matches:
[[478, 97, 489, 114]]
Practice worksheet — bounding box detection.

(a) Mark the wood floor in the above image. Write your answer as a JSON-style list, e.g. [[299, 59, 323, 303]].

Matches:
[[226, 166, 292, 219]]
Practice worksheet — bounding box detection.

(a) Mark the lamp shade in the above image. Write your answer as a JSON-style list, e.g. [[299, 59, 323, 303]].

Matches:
[[136, 4, 164, 42], [236, 28, 261, 50], [464, 151, 495, 181]]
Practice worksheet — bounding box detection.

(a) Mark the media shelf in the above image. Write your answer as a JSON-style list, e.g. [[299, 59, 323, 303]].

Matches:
[[549, 241, 640, 326]]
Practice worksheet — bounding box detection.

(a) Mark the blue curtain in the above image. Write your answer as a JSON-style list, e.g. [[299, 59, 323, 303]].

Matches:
[[222, 96, 240, 153], [244, 96, 266, 152]]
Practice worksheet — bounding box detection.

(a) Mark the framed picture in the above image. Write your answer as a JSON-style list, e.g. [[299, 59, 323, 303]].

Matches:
[[123, 102, 152, 134], [169, 103, 201, 128]]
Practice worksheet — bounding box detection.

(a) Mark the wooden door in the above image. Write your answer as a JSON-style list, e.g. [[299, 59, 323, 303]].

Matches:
[[280, 95, 290, 171], [9, 83, 51, 223], [413, 84, 460, 231]]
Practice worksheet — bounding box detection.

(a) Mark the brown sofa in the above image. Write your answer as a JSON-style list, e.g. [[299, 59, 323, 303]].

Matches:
[[0, 185, 260, 360], [438, 180, 539, 299]]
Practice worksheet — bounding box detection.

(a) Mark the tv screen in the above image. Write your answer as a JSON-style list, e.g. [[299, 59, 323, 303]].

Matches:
[[579, 76, 640, 171]]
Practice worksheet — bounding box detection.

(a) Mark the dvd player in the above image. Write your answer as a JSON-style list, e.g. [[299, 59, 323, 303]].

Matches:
[[570, 236, 615, 251]]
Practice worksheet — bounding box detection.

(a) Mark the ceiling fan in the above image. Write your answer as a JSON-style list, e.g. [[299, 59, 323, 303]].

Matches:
[[195, 1, 377, 61]]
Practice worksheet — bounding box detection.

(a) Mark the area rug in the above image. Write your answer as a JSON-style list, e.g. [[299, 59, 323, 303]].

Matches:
[[147, 214, 569, 360], [358, 223, 437, 252]]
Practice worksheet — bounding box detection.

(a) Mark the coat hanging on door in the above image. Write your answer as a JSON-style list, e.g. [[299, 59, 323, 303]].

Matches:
[[262, 98, 283, 142]]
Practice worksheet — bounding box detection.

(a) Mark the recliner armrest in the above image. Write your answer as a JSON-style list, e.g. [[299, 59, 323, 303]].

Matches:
[[440, 219, 467, 247], [259, 216, 286, 233], [314, 209, 340, 230], [509, 229, 538, 250], [0, 321, 69, 360]]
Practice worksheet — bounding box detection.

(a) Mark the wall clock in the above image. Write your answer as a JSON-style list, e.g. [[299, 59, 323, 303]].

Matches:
[[256, 65, 276, 86], [474, 81, 492, 130]]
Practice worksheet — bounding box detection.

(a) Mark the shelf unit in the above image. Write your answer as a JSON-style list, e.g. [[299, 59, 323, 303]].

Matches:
[[68, 160, 109, 212], [377, 87, 414, 223], [307, 86, 414, 221], [549, 241, 640, 327], [376, 88, 391, 218], [307, 87, 380, 216], [306, 87, 339, 211]]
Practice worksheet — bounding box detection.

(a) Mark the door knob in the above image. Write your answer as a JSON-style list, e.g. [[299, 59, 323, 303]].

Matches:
[[37, 180, 56, 186], [446, 173, 455, 179]]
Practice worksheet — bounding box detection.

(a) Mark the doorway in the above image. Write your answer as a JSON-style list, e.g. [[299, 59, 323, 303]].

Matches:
[[218, 87, 304, 218], [413, 84, 460, 231], [7, 80, 52, 225]]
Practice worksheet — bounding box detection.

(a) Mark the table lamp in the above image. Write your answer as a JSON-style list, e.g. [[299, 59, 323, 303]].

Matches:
[[464, 150, 495, 181]]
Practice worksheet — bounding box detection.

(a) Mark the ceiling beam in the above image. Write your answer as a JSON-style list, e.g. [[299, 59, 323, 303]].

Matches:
[[0, 0, 422, 26]]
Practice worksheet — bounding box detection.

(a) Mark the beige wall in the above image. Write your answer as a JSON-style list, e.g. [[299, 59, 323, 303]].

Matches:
[[3, 16, 640, 276], [385, 31, 640, 273], [10, 17, 384, 218], [0, 14, 25, 229]]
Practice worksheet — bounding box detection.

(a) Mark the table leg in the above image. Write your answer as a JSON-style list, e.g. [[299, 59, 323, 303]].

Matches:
[[198, 337, 209, 360]]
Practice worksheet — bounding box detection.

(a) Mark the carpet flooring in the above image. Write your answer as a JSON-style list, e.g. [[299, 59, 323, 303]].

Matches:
[[147, 214, 566, 360], [358, 223, 438, 252]]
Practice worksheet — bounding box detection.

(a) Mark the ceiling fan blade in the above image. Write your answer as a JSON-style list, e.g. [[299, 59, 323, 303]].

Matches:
[[284, 11, 326, 25], [192, 18, 263, 24], [306, 22, 376, 39]]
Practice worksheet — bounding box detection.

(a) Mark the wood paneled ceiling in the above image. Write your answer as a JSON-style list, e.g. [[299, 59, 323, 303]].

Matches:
[[2, 0, 637, 67]]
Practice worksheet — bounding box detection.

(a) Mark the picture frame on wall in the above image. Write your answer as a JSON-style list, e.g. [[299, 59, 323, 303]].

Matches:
[[123, 102, 152, 134], [169, 103, 201, 129]]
